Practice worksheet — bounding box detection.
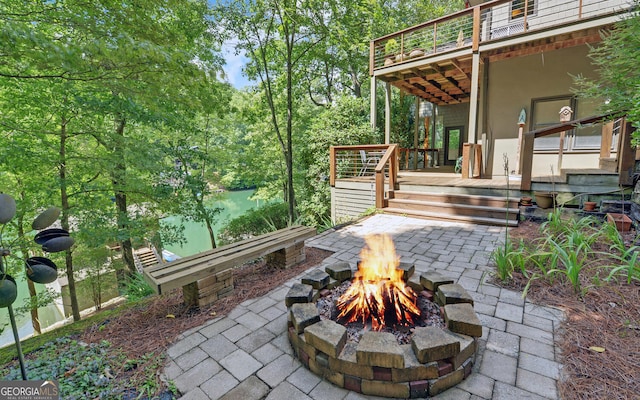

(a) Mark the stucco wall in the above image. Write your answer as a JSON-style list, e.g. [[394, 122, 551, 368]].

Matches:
[[483, 44, 600, 177]]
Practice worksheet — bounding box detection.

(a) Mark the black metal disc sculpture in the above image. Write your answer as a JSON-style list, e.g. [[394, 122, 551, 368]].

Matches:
[[0, 194, 73, 380], [0, 274, 17, 307]]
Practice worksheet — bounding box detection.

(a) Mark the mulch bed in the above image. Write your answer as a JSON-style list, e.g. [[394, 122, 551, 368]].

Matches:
[[505, 221, 640, 400], [80, 247, 333, 389]]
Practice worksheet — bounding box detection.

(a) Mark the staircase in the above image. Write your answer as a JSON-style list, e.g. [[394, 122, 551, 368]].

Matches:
[[133, 247, 162, 273], [384, 190, 520, 227]]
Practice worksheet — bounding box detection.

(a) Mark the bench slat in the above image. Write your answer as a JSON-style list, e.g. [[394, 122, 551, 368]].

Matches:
[[143, 225, 316, 294], [156, 228, 314, 288], [146, 226, 313, 281], [146, 225, 310, 276]]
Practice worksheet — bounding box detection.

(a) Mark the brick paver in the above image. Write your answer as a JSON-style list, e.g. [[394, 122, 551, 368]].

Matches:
[[163, 214, 563, 399]]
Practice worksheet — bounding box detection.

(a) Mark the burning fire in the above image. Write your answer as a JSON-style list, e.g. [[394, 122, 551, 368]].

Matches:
[[336, 234, 421, 330]]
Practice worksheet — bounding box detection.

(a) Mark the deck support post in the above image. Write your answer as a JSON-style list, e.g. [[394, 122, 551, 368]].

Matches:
[[414, 97, 420, 169], [467, 52, 480, 146], [385, 82, 391, 144], [370, 76, 377, 133]]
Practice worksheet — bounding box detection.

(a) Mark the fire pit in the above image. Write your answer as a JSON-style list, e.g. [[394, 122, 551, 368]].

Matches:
[[286, 234, 482, 398]]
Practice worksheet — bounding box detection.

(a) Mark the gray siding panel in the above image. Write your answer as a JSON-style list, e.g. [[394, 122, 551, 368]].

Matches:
[[331, 186, 376, 221]]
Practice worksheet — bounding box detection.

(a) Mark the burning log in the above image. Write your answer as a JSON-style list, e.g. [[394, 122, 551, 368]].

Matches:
[[336, 234, 421, 330]]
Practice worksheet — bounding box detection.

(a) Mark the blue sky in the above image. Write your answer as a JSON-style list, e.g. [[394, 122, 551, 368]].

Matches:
[[221, 42, 252, 89]]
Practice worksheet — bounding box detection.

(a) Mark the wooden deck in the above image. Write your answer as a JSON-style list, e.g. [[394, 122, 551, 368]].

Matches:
[[341, 171, 517, 190]]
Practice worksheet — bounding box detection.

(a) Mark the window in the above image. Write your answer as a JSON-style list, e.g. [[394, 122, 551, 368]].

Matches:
[[531, 95, 602, 153], [531, 95, 574, 151], [511, 0, 535, 19]]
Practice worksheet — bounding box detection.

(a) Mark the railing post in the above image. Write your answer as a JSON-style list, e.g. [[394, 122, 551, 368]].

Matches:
[[472, 6, 480, 51], [523, 0, 529, 32], [600, 121, 613, 160], [329, 146, 336, 187], [375, 169, 384, 208], [369, 40, 375, 75], [520, 132, 534, 191], [578, 0, 583, 19], [433, 23, 437, 54], [462, 143, 471, 179], [389, 145, 397, 191], [473, 144, 482, 178], [618, 118, 635, 186]]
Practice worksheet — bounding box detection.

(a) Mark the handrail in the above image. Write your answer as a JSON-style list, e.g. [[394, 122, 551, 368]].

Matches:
[[329, 144, 398, 209], [374, 144, 398, 208], [519, 112, 622, 190], [371, 0, 630, 72]]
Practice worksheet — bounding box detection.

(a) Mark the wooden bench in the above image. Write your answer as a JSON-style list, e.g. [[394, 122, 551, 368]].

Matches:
[[142, 225, 317, 307]]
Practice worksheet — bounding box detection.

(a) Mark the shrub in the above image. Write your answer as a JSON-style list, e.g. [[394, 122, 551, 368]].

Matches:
[[218, 202, 289, 245]]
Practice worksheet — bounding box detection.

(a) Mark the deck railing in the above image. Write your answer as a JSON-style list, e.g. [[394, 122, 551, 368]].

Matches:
[[329, 144, 398, 209], [371, 0, 629, 72], [519, 113, 633, 190]]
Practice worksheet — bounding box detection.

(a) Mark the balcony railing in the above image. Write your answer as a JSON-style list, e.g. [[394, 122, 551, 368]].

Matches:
[[519, 113, 633, 190], [371, 0, 629, 72], [329, 144, 398, 208]]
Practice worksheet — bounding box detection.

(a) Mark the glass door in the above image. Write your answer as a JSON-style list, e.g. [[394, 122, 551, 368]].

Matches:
[[444, 126, 463, 165]]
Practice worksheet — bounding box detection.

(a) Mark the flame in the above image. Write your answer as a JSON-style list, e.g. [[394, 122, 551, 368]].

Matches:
[[336, 234, 421, 330]]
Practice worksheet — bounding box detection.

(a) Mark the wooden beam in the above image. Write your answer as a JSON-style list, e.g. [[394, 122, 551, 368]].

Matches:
[[600, 120, 613, 159], [462, 143, 471, 179], [330, 146, 337, 186], [520, 132, 535, 191], [472, 6, 480, 52], [618, 120, 636, 186]]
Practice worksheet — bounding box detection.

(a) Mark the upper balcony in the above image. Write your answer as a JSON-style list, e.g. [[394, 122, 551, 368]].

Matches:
[[370, 0, 632, 105]]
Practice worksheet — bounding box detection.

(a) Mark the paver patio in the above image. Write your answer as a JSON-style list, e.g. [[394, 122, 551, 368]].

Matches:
[[163, 214, 564, 399]]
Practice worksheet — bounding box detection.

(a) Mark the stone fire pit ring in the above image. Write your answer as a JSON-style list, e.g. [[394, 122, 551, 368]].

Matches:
[[286, 262, 483, 398]]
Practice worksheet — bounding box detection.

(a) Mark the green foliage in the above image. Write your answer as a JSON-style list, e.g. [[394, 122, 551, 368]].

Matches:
[[297, 97, 376, 226], [0, 337, 169, 399], [490, 239, 516, 282], [601, 221, 640, 283], [545, 234, 591, 294], [494, 212, 640, 297], [384, 38, 399, 55], [218, 202, 289, 245], [603, 246, 640, 284], [123, 273, 155, 302], [1, 338, 122, 398], [490, 239, 529, 282], [574, 2, 640, 139]]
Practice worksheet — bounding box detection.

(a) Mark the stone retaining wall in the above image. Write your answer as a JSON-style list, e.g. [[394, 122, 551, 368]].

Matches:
[[285, 262, 483, 398]]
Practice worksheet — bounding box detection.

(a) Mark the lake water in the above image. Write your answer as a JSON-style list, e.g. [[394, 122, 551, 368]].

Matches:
[[0, 279, 63, 348], [0, 189, 257, 348], [162, 189, 257, 257]]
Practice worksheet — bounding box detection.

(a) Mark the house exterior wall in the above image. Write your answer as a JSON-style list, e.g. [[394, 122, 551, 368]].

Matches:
[[487, 0, 629, 39], [331, 182, 376, 222], [484, 44, 601, 177], [436, 103, 470, 165]]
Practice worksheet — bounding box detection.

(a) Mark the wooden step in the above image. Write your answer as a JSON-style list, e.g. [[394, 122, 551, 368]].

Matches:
[[599, 157, 618, 172], [383, 190, 519, 227], [386, 198, 520, 221], [391, 191, 519, 208], [383, 207, 519, 227]]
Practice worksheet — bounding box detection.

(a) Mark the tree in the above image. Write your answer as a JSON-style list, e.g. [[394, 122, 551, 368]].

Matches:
[[214, 0, 327, 222], [1, 0, 228, 320], [574, 2, 640, 139], [165, 130, 223, 249], [298, 96, 376, 225]]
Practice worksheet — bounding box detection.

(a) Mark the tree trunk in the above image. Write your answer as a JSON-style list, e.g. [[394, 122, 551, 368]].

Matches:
[[285, 26, 296, 222], [205, 218, 217, 249], [350, 66, 362, 98], [16, 208, 41, 334], [59, 116, 81, 322], [112, 116, 135, 276]]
